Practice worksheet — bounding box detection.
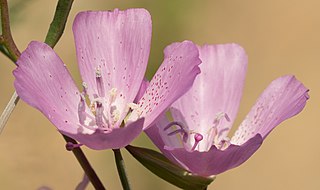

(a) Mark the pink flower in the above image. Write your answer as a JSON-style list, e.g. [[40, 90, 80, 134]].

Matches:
[[13, 9, 201, 150], [146, 44, 309, 176]]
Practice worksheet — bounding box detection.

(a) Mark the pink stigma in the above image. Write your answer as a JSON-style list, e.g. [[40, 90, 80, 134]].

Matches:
[[191, 133, 203, 151]]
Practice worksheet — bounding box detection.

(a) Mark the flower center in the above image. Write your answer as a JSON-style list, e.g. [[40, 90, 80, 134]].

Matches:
[[76, 68, 139, 133], [164, 111, 231, 151]]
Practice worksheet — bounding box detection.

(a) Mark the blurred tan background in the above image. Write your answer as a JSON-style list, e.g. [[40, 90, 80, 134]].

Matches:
[[0, 0, 319, 189]]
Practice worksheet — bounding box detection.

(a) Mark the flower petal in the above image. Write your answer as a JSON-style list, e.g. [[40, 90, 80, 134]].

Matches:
[[231, 75, 309, 145], [13, 41, 84, 134], [136, 41, 201, 129], [168, 134, 263, 176], [134, 78, 149, 103], [64, 118, 144, 150], [73, 8, 152, 115], [171, 44, 247, 139]]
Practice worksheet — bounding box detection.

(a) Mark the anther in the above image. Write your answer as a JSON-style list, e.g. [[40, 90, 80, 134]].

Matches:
[[191, 133, 203, 151], [213, 112, 230, 126], [65, 142, 83, 151], [82, 82, 88, 95], [111, 109, 120, 124], [128, 102, 138, 110]]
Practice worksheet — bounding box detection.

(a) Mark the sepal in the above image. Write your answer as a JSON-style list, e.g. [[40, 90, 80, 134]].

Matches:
[[126, 145, 215, 190]]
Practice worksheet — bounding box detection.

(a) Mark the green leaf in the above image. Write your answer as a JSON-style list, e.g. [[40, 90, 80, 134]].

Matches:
[[45, 0, 74, 48], [126, 145, 215, 190]]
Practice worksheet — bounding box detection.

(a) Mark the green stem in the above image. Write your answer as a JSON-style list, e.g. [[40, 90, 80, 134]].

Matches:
[[45, 0, 74, 48], [113, 149, 131, 190], [63, 135, 106, 190], [0, 0, 20, 62]]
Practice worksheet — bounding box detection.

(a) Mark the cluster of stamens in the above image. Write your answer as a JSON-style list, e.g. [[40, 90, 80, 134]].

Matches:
[[76, 68, 139, 134], [164, 112, 231, 151]]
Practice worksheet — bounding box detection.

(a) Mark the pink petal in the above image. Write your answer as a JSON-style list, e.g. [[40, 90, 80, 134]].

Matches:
[[231, 75, 309, 145], [13, 41, 83, 134], [73, 9, 152, 113], [168, 134, 263, 176], [134, 78, 149, 103], [137, 41, 201, 129], [64, 118, 144, 150], [171, 44, 247, 139]]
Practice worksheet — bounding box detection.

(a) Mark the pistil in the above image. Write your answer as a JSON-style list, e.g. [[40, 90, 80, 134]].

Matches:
[[191, 133, 203, 151]]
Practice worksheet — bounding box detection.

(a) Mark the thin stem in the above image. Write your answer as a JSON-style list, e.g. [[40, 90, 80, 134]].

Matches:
[[0, 91, 19, 134], [0, 0, 20, 62], [63, 135, 106, 190], [45, 0, 74, 48], [113, 149, 131, 190]]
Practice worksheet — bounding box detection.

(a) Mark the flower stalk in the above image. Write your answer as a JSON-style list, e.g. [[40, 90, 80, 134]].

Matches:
[[113, 149, 131, 190], [64, 135, 106, 190], [0, 0, 20, 62]]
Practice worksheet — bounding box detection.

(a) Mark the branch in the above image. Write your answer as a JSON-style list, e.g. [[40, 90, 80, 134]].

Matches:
[[0, 91, 19, 134], [0, 0, 20, 62], [45, 0, 74, 48], [64, 135, 105, 190]]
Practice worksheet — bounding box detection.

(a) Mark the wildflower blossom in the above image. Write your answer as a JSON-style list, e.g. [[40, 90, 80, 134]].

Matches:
[[14, 9, 201, 150], [146, 44, 309, 176]]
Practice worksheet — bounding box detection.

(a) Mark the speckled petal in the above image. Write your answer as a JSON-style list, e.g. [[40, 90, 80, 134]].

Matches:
[[73, 9, 152, 114], [65, 118, 144, 150], [13, 41, 85, 134], [171, 44, 247, 139], [231, 75, 309, 145], [169, 134, 263, 176], [136, 41, 201, 129], [134, 78, 149, 103]]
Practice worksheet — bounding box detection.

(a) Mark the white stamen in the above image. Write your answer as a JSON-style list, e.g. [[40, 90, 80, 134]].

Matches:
[[95, 68, 102, 78], [78, 95, 86, 125], [109, 88, 117, 103], [111, 109, 120, 124], [82, 82, 88, 95], [128, 102, 138, 110], [95, 68, 105, 97]]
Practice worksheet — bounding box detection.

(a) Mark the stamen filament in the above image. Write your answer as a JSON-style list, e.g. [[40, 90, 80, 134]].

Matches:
[[96, 102, 104, 128], [78, 95, 86, 125], [96, 68, 105, 97]]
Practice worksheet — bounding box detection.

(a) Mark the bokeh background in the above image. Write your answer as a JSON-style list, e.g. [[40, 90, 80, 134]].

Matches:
[[0, 0, 319, 189]]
